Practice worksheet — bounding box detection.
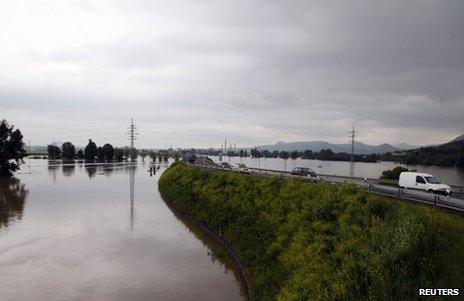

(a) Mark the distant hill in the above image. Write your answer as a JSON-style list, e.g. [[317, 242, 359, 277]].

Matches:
[[259, 141, 400, 154], [393, 143, 417, 150], [451, 133, 464, 143], [403, 139, 464, 167]]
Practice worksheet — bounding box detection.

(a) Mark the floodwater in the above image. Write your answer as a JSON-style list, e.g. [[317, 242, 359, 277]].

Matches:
[[0, 159, 244, 301], [213, 156, 464, 185]]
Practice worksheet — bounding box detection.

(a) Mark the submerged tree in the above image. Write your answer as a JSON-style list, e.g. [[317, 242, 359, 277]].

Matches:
[[76, 149, 84, 159], [102, 143, 114, 161], [61, 142, 76, 160], [47, 144, 61, 159], [84, 139, 98, 160], [97, 146, 105, 161], [114, 147, 125, 162], [0, 120, 26, 176], [139, 149, 148, 161]]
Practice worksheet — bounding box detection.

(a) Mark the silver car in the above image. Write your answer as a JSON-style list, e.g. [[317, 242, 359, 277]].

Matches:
[[236, 163, 252, 174]]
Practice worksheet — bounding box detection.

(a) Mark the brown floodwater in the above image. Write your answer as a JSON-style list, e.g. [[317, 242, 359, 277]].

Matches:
[[0, 159, 244, 301]]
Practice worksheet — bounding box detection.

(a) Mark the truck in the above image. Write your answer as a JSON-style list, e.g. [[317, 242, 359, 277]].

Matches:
[[399, 172, 451, 195]]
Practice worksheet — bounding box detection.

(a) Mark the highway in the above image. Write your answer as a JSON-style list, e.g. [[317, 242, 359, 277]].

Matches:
[[189, 156, 464, 213]]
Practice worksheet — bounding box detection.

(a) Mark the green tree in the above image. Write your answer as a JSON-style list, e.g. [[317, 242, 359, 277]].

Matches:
[[84, 139, 98, 160], [61, 142, 76, 160], [139, 149, 148, 161], [0, 120, 26, 176], [380, 166, 413, 180], [302, 149, 314, 159], [114, 147, 125, 162], [148, 150, 156, 162], [76, 149, 84, 159], [47, 144, 61, 159], [318, 149, 335, 160], [102, 143, 114, 161], [279, 151, 289, 160], [290, 150, 299, 159], [280, 151, 289, 171], [97, 146, 105, 161], [130, 148, 139, 162]]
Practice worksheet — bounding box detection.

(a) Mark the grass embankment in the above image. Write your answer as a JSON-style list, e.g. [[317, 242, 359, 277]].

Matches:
[[159, 163, 464, 300]]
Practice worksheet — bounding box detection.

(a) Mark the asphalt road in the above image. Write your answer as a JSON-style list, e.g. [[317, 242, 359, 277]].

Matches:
[[189, 158, 464, 213]]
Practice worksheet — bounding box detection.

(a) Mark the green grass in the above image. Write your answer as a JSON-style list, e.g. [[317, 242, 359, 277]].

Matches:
[[159, 163, 464, 300]]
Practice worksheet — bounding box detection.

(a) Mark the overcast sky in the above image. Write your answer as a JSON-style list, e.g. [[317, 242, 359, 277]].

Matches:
[[1, 0, 463, 148]]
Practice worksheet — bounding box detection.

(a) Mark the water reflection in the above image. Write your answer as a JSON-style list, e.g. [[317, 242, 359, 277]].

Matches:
[[165, 201, 247, 299], [47, 162, 59, 182], [0, 177, 29, 229], [62, 164, 76, 177], [129, 167, 135, 230], [86, 165, 97, 178], [2, 159, 243, 301]]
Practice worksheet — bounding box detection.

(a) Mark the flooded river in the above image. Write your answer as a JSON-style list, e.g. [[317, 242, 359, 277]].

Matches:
[[0, 160, 244, 301]]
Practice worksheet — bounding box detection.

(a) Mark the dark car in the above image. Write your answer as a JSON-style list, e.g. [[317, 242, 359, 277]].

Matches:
[[218, 162, 233, 170], [291, 167, 317, 177]]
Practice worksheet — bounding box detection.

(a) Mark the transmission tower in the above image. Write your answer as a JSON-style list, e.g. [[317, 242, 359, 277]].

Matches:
[[349, 125, 357, 163], [129, 167, 135, 230], [127, 118, 138, 162]]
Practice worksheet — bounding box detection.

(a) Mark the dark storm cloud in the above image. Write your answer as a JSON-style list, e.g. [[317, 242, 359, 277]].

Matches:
[[1, 0, 463, 147]]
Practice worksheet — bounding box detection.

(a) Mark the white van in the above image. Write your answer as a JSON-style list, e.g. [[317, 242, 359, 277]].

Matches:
[[399, 172, 451, 195]]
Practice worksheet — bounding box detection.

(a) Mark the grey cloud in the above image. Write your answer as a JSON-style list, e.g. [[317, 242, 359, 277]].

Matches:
[[1, 0, 463, 148]]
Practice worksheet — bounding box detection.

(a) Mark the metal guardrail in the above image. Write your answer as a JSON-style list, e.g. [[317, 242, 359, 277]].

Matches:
[[230, 166, 464, 195], [366, 184, 464, 212], [187, 161, 464, 213]]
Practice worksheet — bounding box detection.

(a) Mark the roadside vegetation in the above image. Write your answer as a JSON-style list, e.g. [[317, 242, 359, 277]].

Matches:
[[380, 166, 414, 180], [159, 163, 464, 300]]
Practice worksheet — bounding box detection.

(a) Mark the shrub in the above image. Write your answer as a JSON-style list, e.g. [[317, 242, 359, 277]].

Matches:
[[380, 166, 414, 180]]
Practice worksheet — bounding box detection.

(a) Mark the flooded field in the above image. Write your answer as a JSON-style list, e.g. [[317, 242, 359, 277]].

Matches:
[[0, 160, 244, 301]]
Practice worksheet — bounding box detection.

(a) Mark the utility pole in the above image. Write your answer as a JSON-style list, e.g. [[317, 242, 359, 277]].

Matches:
[[349, 125, 357, 163], [129, 167, 135, 230], [127, 118, 138, 162]]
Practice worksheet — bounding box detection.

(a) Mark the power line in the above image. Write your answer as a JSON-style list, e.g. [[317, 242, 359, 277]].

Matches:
[[126, 118, 138, 162], [348, 125, 358, 163]]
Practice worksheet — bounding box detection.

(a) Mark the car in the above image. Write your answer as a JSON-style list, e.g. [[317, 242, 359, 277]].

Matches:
[[217, 162, 232, 170], [399, 172, 451, 195], [236, 163, 252, 174], [291, 167, 317, 177]]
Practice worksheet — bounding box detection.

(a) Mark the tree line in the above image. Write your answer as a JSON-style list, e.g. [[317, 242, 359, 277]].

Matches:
[[195, 148, 393, 163], [401, 140, 464, 167], [47, 139, 178, 162]]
